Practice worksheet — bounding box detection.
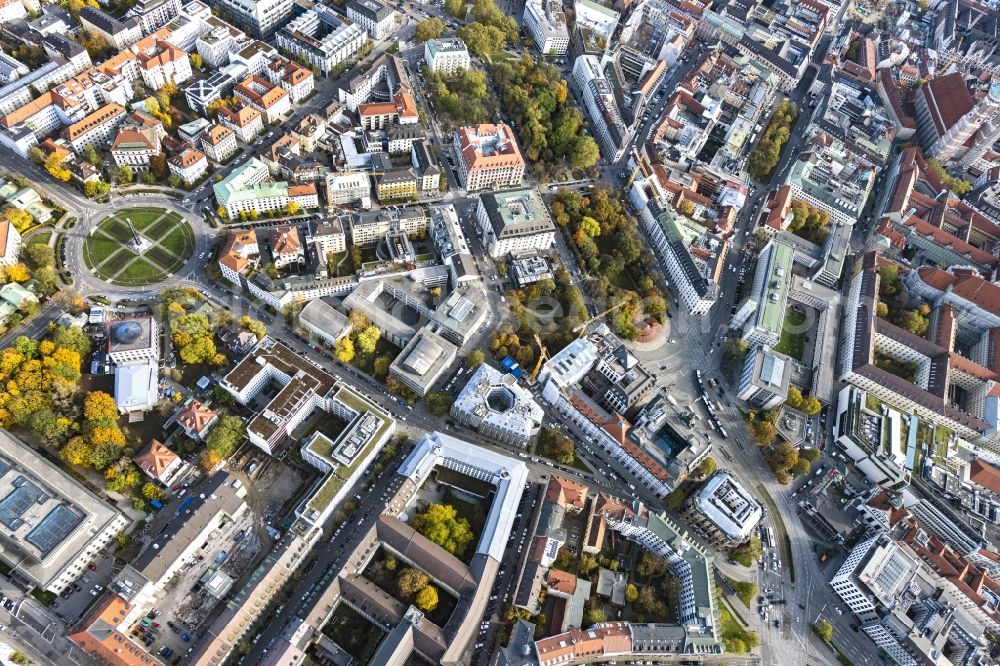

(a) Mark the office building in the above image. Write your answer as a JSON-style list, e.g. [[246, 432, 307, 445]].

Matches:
[[453, 124, 525, 192], [64, 102, 126, 154], [424, 37, 470, 74], [346, 0, 396, 40], [388, 328, 457, 397], [739, 239, 793, 347], [0, 429, 129, 593], [476, 188, 555, 258], [452, 364, 543, 446], [297, 298, 350, 347], [682, 471, 763, 548], [573, 55, 629, 162], [737, 346, 792, 410], [523, 0, 569, 55]]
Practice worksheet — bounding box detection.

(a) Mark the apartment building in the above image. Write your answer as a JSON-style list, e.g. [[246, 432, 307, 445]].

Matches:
[[134, 37, 193, 90], [221, 337, 393, 455], [126, 0, 181, 34], [265, 58, 314, 104], [64, 102, 126, 154], [218, 228, 259, 283], [217, 104, 263, 143], [0, 220, 21, 267], [79, 7, 143, 50], [358, 91, 417, 129], [523, 0, 569, 55], [168, 147, 207, 184], [268, 226, 303, 269], [196, 17, 247, 67], [424, 37, 470, 74], [234, 75, 290, 124], [346, 0, 396, 40], [307, 220, 347, 255], [41, 35, 92, 77], [277, 7, 367, 76], [476, 188, 555, 258], [204, 0, 292, 37], [453, 123, 525, 192], [0, 0, 27, 23], [200, 122, 237, 162], [337, 53, 409, 112]]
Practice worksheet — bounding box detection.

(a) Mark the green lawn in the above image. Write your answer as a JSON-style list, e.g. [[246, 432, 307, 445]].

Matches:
[[120, 208, 167, 230], [83, 236, 119, 269], [775, 310, 807, 360], [116, 258, 167, 284], [84, 208, 194, 285], [161, 225, 194, 256]]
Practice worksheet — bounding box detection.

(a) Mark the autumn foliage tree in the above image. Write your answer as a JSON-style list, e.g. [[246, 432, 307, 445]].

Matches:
[[398, 568, 430, 597], [412, 503, 475, 557]]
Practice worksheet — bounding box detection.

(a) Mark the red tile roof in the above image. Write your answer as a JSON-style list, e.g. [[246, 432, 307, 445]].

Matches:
[[970, 459, 1000, 494], [132, 440, 178, 479], [920, 73, 975, 136]]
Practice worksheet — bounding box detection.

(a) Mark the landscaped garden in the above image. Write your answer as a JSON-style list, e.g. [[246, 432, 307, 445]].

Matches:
[[82, 208, 194, 286], [774, 309, 807, 360], [362, 548, 459, 627]]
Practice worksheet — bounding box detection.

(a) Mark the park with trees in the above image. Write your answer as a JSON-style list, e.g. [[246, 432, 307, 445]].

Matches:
[[491, 56, 601, 179], [551, 187, 668, 339], [748, 99, 798, 181]]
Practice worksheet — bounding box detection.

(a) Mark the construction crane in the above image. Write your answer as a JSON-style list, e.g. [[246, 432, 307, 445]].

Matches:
[[529, 333, 549, 384], [572, 301, 629, 336]]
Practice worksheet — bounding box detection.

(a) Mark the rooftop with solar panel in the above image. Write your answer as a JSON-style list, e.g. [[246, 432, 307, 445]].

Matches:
[[0, 429, 127, 592]]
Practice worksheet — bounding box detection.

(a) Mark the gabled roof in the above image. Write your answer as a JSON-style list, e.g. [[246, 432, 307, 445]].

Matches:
[[544, 476, 588, 510], [970, 458, 1000, 494]]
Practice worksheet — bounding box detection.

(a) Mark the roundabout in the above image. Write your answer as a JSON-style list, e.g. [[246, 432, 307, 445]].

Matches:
[[82, 207, 195, 286]]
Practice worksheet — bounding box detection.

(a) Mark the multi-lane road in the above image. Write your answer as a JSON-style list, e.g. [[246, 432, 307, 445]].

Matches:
[[0, 11, 882, 665]]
